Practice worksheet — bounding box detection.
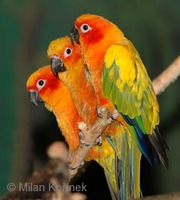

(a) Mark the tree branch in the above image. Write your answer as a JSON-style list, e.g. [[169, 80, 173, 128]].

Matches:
[[152, 56, 180, 95], [68, 107, 112, 179]]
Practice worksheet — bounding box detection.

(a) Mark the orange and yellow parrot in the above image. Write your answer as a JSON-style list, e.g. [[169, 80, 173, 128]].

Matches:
[[48, 36, 98, 126], [26, 65, 118, 199], [48, 37, 142, 200], [69, 13, 169, 170], [26, 65, 81, 151]]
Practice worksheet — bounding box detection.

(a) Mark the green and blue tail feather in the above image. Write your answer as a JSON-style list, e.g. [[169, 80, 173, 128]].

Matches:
[[120, 111, 160, 165]]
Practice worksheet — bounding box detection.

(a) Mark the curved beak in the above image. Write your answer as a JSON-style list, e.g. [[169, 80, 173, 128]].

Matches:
[[70, 26, 80, 45], [29, 90, 43, 107], [50, 55, 67, 77]]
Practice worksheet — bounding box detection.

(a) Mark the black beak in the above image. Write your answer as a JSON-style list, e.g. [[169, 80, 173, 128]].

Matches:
[[29, 90, 43, 107], [50, 55, 67, 77], [69, 26, 80, 45]]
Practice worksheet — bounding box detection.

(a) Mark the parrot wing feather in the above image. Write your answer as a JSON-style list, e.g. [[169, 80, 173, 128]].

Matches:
[[103, 42, 159, 135], [103, 43, 168, 168]]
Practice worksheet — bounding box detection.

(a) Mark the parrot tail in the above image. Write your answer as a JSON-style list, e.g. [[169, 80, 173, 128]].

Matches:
[[120, 113, 169, 169], [106, 126, 141, 200], [148, 126, 169, 169]]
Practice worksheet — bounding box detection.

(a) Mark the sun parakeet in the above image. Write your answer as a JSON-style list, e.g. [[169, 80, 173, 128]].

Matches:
[[26, 65, 119, 199], [48, 37, 142, 200], [69, 13, 169, 170], [26, 65, 80, 151], [48, 36, 98, 126]]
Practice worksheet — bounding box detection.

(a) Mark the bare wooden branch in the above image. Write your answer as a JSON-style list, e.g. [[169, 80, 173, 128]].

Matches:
[[68, 107, 112, 179], [152, 56, 180, 95]]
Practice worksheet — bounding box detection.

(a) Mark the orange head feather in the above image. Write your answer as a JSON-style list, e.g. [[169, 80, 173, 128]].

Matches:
[[47, 36, 98, 125], [47, 36, 81, 66], [73, 14, 125, 61], [71, 14, 127, 116], [26, 65, 81, 151], [26, 65, 61, 108]]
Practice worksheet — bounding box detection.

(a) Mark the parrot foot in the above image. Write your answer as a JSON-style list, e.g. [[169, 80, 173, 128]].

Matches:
[[97, 106, 108, 118], [68, 152, 85, 170], [78, 122, 102, 146], [68, 160, 84, 170], [68, 161, 84, 170], [111, 109, 119, 119], [68, 162, 77, 170], [79, 131, 102, 146], [78, 121, 88, 131], [78, 122, 91, 146], [97, 106, 119, 119], [79, 131, 90, 146], [79, 160, 85, 168], [95, 136, 102, 146]]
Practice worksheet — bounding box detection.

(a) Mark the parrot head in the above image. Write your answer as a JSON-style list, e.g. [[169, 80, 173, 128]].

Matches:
[[47, 36, 82, 79], [70, 14, 124, 52], [26, 65, 61, 108]]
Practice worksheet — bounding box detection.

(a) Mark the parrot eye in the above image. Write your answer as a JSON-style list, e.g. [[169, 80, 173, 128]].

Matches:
[[36, 79, 46, 90], [64, 47, 72, 58], [80, 24, 91, 33]]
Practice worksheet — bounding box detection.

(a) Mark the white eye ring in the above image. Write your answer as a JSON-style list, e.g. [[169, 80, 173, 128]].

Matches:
[[80, 23, 92, 33], [64, 47, 72, 58], [36, 79, 46, 90]]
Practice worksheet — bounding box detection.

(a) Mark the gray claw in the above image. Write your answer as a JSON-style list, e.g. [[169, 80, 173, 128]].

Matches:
[[97, 106, 107, 118], [79, 161, 84, 168], [68, 160, 85, 170], [68, 162, 78, 170], [95, 136, 102, 146], [79, 131, 90, 146], [111, 109, 119, 119]]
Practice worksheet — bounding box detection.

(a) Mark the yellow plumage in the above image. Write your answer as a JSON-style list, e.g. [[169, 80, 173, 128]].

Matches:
[[104, 42, 159, 134]]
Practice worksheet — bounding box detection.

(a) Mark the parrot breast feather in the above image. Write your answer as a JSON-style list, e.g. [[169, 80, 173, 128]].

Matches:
[[103, 43, 159, 134]]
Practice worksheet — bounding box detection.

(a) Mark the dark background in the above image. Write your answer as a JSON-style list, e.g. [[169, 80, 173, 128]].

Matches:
[[0, 0, 180, 199]]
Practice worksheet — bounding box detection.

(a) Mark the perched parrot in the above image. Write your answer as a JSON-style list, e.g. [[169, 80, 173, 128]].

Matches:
[[48, 37, 142, 200], [69, 13, 169, 170], [26, 65, 118, 198], [48, 36, 98, 126]]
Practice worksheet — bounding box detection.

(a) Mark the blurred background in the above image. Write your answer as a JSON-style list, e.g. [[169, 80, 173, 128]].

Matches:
[[0, 0, 179, 199]]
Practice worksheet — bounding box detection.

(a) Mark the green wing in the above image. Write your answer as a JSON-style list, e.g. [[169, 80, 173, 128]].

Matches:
[[103, 42, 159, 134]]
